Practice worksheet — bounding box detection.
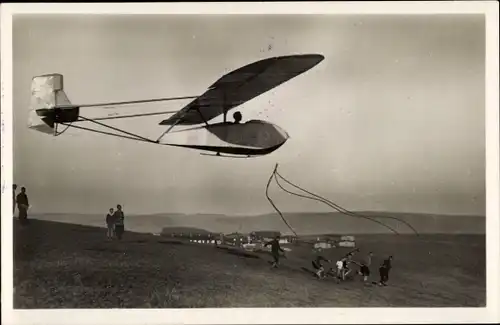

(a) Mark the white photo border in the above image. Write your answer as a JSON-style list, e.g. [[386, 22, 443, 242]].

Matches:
[[1, 2, 499, 324]]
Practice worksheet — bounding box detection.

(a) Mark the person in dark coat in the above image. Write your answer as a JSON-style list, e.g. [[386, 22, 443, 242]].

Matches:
[[360, 251, 374, 284], [16, 187, 29, 225], [265, 236, 285, 268], [341, 251, 354, 280], [13, 184, 17, 215], [113, 205, 125, 240], [312, 255, 331, 279], [379, 255, 393, 286]]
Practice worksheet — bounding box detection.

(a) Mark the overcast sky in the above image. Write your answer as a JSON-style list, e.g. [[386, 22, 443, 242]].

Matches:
[[12, 14, 485, 216]]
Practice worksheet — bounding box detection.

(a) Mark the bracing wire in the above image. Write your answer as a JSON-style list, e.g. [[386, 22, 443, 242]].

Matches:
[[58, 114, 187, 146], [74, 110, 179, 122], [57, 95, 199, 109], [78, 116, 156, 143], [54, 122, 73, 136], [60, 123, 154, 143]]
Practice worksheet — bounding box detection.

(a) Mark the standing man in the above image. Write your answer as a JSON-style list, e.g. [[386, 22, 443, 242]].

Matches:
[[340, 254, 351, 280], [379, 255, 393, 286], [13, 184, 18, 215], [360, 251, 374, 284], [16, 187, 29, 225], [114, 205, 125, 240], [335, 259, 344, 282], [264, 235, 285, 268], [105, 207, 115, 240]]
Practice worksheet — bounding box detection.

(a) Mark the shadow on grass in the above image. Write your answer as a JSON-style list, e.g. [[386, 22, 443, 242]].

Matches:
[[84, 247, 124, 253], [300, 266, 316, 276], [157, 240, 184, 245], [216, 246, 262, 259]]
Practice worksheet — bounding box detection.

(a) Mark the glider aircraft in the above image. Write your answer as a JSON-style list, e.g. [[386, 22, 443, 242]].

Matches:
[[28, 54, 324, 158]]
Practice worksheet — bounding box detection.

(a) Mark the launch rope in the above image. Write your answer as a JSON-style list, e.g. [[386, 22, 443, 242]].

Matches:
[[273, 174, 401, 235], [265, 164, 419, 236], [275, 170, 419, 235], [266, 164, 298, 237]]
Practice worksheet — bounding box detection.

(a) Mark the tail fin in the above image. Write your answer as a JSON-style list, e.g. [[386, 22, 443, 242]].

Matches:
[[28, 73, 78, 135]]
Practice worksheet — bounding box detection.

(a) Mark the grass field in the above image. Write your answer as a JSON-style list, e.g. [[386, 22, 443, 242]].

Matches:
[[13, 218, 485, 308]]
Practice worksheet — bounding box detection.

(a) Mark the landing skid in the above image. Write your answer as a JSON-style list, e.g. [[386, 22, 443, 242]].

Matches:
[[200, 152, 254, 158]]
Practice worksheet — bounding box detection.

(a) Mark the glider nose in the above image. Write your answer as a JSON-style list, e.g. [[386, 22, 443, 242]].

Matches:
[[273, 123, 290, 143]]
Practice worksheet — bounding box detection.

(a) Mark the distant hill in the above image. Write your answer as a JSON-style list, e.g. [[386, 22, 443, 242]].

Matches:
[[30, 211, 485, 236]]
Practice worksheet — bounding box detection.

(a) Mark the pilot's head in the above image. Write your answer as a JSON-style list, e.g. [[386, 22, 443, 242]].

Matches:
[[233, 111, 242, 123]]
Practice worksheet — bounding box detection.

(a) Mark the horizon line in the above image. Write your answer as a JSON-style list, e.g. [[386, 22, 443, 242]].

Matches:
[[28, 210, 486, 218]]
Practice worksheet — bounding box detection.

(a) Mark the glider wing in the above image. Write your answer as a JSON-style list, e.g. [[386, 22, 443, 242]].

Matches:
[[159, 54, 324, 126]]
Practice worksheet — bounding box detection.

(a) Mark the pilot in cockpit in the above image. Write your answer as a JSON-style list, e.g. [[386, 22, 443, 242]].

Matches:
[[233, 111, 242, 124]]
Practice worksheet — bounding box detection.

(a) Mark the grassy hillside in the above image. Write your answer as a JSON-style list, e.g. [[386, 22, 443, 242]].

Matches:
[[31, 211, 485, 236], [13, 219, 485, 308]]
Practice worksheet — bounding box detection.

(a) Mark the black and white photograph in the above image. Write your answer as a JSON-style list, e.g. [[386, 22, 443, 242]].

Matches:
[[1, 2, 499, 325]]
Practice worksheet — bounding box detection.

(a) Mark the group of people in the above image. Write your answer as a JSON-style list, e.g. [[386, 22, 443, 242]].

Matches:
[[105, 205, 125, 240], [14, 183, 126, 240], [13, 184, 30, 225], [312, 248, 393, 286], [264, 236, 393, 287]]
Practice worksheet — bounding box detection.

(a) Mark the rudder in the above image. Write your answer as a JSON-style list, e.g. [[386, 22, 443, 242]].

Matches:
[[28, 73, 78, 135]]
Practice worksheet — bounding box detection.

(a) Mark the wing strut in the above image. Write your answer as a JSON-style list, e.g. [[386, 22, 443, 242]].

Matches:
[[195, 107, 210, 127], [156, 118, 181, 142], [156, 105, 211, 143], [223, 92, 228, 123]]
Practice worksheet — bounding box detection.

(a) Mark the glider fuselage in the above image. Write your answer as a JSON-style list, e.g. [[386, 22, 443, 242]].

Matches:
[[159, 120, 289, 156]]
